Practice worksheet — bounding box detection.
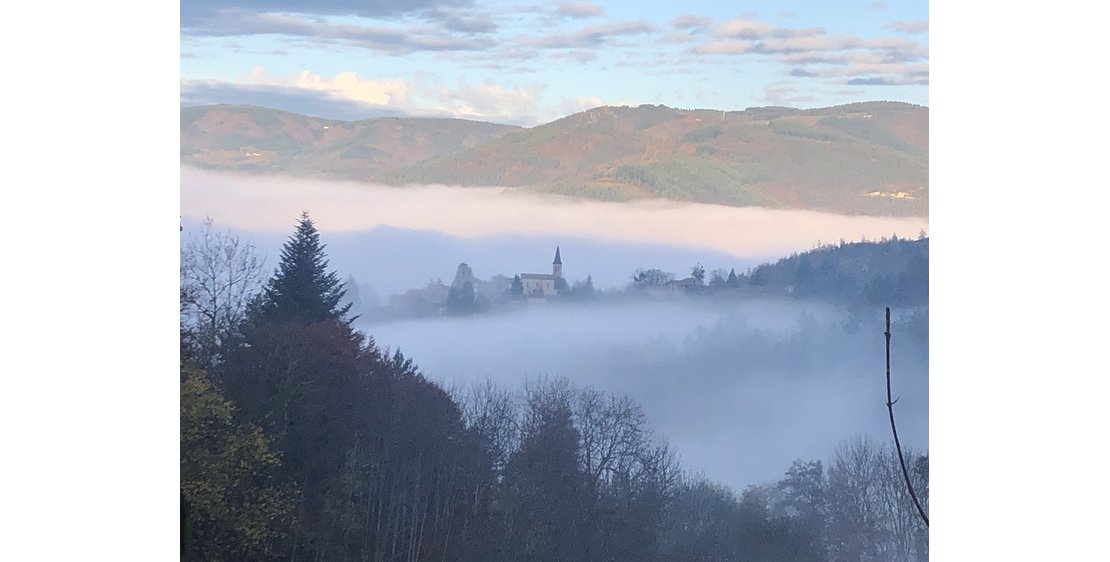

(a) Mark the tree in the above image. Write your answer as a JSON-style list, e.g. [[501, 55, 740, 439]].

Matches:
[[691, 264, 706, 286], [776, 459, 827, 559], [750, 265, 770, 286], [181, 366, 297, 561], [510, 275, 524, 298], [452, 262, 475, 287], [249, 212, 351, 325], [503, 381, 586, 561], [709, 269, 728, 289], [570, 274, 596, 300], [180, 218, 266, 367], [632, 268, 674, 287], [446, 280, 477, 314], [727, 268, 739, 288]]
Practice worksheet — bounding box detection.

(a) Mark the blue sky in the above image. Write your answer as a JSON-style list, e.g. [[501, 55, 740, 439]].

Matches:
[[181, 0, 928, 124]]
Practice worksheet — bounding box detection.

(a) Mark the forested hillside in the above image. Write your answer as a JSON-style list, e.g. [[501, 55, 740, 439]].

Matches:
[[180, 214, 929, 561], [181, 102, 928, 216]]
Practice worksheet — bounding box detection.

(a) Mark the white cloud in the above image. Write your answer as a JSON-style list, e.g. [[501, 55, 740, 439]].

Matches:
[[181, 167, 929, 257], [242, 67, 411, 108], [434, 80, 544, 122], [229, 67, 545, 124], [558, 96, 604, 116]]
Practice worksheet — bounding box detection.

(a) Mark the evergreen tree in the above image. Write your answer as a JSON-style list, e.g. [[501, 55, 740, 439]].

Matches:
[[511, 274, 524, 298], [447, 280, 477, 314], [250, 212, 351, 325], [727, 268, 739, 288]]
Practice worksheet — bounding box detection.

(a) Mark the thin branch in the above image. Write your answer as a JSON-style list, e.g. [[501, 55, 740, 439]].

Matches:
[[886, 307, 929, 527]]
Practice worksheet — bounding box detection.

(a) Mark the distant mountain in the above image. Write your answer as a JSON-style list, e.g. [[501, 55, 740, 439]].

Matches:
[[181, 102, 927, 216], [181, 104, 521, 181]]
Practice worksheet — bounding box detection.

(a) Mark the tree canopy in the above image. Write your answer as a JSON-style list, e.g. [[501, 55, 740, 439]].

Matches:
[[249, 212, 351, 325]]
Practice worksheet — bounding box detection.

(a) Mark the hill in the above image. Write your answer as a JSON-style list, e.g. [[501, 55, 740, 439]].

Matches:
[[741, 235, 929, 307], [181, 102, 928, 216], [180, 104, 521, 181]]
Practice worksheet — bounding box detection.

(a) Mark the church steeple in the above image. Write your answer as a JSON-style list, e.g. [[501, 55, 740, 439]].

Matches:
[[552, 246, 562, 278]]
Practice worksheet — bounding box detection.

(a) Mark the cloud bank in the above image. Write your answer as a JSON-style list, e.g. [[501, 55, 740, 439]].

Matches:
[[181, 167, 928, 260]]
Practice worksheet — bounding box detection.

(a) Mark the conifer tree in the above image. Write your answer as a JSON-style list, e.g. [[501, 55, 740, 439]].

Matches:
[[250, 212, 351, 325]]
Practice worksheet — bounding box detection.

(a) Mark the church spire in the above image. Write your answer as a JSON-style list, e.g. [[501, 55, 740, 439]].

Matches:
[[552, 246, 562, 278], [553, 246, 562, 265]]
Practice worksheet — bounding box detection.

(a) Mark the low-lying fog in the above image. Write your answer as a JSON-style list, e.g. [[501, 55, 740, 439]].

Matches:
[[181, 168, 929, 491], [181, 167, 926, 270], [360, 298, 928, 491]]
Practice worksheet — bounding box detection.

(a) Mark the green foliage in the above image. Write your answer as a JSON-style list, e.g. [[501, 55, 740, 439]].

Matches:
[[683, 126, 723, 142], [249, 212, 351, 325], [613, 159, 770, 205], [769, 119, 840, 142], [534, 180, 646, 202], [819, 116, 926, 156], [181, 367, 297, 561]]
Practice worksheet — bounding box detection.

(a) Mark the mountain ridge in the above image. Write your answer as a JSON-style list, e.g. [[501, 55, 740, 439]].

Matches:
[[181, 102, 928, 217]]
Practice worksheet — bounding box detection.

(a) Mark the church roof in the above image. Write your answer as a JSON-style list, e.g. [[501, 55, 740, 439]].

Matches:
[[521, 273, 558, 280], [553, 246, 562, 265]]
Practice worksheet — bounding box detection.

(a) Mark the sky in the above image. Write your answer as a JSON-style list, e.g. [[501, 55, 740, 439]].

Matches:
[[181, 0, 928, 125]]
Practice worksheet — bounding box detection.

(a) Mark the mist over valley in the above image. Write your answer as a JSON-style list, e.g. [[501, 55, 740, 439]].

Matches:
[[361, 297, 928, 492], [181, 170, 929, 492]]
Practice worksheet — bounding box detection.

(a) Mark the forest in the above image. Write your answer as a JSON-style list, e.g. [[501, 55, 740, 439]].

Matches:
[[180, 213, 929, 561]]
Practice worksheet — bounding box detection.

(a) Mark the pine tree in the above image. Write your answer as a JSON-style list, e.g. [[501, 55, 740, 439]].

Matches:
[[250, 212, 351, 325]]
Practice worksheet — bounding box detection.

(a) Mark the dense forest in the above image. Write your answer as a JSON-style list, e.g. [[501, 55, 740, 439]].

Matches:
[[181, 213, 929, 561]]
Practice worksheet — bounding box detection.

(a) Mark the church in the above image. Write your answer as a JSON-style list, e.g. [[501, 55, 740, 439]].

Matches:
[[520, 247, 564, 299]]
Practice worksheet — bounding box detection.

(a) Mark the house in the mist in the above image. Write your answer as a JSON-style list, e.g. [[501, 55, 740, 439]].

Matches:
[[665, 277, 699, 291], [520, 247, 564, 300]]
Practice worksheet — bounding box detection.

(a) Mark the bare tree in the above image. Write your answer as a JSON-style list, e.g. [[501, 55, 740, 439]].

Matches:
[[827, 436, 885, 562], [459, 378, 519, 478], [827, 435, 929, 562], [180, 218, 266, 367]]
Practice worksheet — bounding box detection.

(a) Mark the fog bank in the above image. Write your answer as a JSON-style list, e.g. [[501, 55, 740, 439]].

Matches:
[[181, 167, 928, 260], [359, 298, 928, 491]]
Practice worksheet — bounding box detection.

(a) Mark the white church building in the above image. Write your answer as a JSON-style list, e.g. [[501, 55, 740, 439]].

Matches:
[[520, 247, 563, 299]]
